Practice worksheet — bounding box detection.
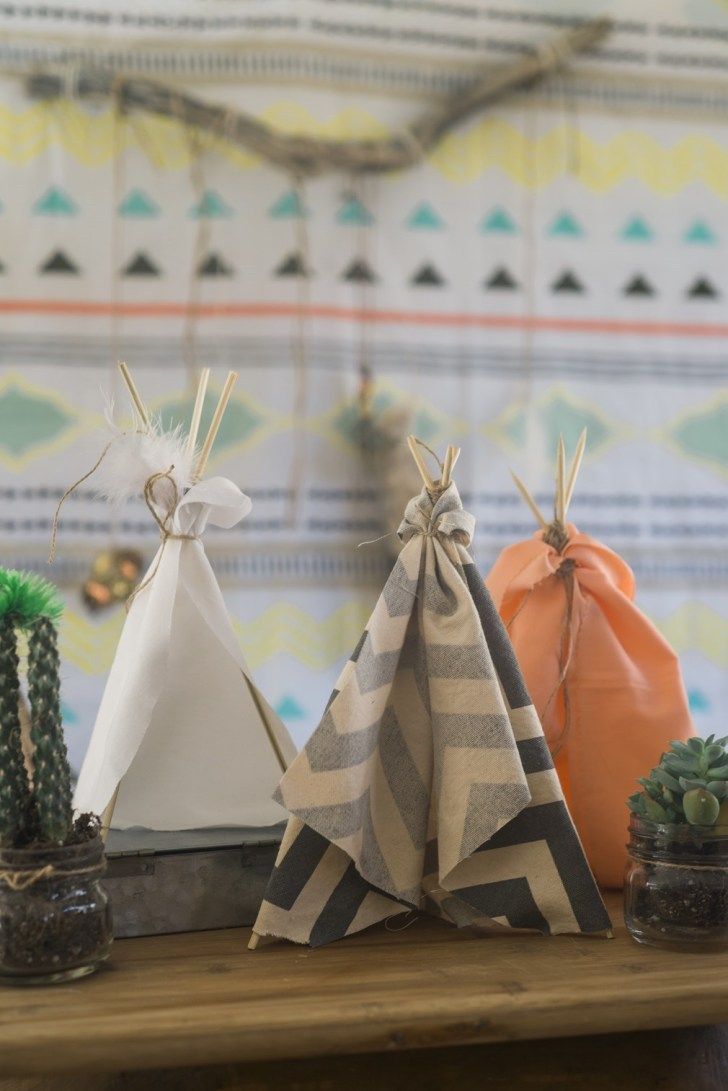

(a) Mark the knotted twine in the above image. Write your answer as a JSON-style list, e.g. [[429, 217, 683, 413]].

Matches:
[[504, 521, 578, 759], [49, 447, 197, 611], [123, 467, 198, 612]]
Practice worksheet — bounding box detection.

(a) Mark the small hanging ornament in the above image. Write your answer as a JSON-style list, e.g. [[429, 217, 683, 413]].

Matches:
[[82, 549, 144, 612]]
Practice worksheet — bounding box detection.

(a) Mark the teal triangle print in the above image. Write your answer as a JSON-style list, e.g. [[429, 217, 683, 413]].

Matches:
[[621, 216, 653, 241], [685, 220, 716, 244], [407, 201, 445, 229], [481, 207, 517, 234], [269, 190, 306, 219], [276, 695, 306, 720], [33, 186, 77, 216], [119, 189, 159, 218], [337, 196, 374, 226], [189, 190, 233, 218], [548, 212, 582, 237]]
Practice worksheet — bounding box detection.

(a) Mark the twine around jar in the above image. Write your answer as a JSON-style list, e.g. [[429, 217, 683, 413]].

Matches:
[[0, 862, 102, 891]]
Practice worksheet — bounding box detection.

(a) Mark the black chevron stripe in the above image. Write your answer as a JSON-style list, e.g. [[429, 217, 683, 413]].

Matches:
[[263, 824, 329, 911], [463, 563, 532, 710], [309, 860, 374, 947], [468, 802, 612, 934], [451, 877, 550, 933]]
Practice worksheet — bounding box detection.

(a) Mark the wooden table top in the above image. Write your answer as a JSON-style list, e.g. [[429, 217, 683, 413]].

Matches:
[[1, 891, 728, 1077]]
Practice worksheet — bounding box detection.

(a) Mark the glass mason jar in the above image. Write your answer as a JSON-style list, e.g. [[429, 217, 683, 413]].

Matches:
[[624, 815, 728, 951], [0, 835, 113, 984]]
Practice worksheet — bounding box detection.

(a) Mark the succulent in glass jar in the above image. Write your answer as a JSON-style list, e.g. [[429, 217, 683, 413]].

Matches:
[[625, 736, 728, 951]]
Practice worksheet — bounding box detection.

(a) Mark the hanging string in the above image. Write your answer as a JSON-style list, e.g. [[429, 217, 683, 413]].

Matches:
[[48, 440, 117, 564], [285, 173, 311, 531]]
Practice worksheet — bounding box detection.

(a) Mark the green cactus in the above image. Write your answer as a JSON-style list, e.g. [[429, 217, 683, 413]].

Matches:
[[0, 615, 33, 846], [27, 615, 73, 843], [0, 568, 73, 846], [628, 735, 728, 828]]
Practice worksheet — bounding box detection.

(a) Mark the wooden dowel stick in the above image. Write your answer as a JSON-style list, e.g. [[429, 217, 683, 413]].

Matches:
[[118, 362, 150, 431], [564, 428, 587, 517], [186, 367, 210, 456], [441, 446, 454, 488], [511, 470, 548, 529], [195, 371, 238, 479], [100, 784, 120, 845], [407, 435, 435, 490], [248, 932, 261, 950], [556, 435, 566, 525]]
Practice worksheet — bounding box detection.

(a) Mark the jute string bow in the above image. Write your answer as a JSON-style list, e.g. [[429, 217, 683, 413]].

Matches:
[[506, 431, 588, 757], [124, 467, 198, 611]]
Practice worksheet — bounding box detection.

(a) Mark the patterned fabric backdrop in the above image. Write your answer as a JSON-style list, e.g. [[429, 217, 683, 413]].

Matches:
[[0, 0, 726, 775]]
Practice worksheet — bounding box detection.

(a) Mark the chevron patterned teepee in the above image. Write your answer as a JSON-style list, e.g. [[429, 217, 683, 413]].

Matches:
[[250, 440, 610, 948]]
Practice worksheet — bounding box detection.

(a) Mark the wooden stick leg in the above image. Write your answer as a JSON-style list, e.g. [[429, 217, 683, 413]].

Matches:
[[248, 931, 261, 951], [100, 784, 120, 845]]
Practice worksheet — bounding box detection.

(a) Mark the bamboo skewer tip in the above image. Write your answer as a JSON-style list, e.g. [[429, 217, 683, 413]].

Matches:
[[564, 427, 588, 517], [406, 435, 435, 491], [510, 468, 548, 529], [117, 361, 150, 431], [186, 367, 211, 455], [194, 370, 239, 480]]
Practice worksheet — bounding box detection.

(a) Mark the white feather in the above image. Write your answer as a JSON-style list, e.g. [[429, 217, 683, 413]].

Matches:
[[95, 414, 197, 510]]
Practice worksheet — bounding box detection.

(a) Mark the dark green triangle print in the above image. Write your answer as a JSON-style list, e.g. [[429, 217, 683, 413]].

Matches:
[[410, 263, 446, 287], [342, 258, 377, 283], [337, 196, 374, 226], [485, 267, 519, 291], [39, 250, 79, 275], [122, 252, 161, 277], [269, 190, 306, 219], [623, 274, 655, 297], [274, 252, 310, 277], [687, 277, 719, 299], [33, 186, 77, 216], [197, 253, 234, 277], [118, 189, 160, 218], [481, 208, 517, 234], [551, 270, 584, 294]]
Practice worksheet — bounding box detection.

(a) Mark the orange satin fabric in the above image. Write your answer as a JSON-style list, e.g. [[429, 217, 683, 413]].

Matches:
[[486, 525, 693, 888]]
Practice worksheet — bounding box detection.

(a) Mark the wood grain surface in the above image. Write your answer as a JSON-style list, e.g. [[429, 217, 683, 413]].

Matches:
[[1, 892, 727, 1078]]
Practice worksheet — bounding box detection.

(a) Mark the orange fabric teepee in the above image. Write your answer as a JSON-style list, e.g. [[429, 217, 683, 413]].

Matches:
[[486, 435, 693, 888]]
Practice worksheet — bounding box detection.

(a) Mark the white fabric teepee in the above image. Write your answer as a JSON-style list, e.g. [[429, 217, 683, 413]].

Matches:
[[72, 366, 295, 832]]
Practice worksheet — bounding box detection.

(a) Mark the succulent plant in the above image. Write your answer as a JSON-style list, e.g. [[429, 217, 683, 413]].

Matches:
[[0, 568, 73, 846], [628, 735, 728, 828]]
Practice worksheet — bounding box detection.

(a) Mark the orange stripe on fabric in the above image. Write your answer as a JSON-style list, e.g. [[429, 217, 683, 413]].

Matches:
[[1, 298, 728, 337]]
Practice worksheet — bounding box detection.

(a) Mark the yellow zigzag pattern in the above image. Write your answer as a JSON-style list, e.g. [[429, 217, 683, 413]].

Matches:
[[59, 597, 728, 677], [654, 603, 728, 670], [2, 102, 728, 192], [59, 599, 372, 676]]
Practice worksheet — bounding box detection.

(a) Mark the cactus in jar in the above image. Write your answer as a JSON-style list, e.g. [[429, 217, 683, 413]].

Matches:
[[0, 569, 72, 846]]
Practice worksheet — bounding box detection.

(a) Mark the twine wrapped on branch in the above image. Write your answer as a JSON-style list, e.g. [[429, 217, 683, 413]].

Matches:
[[25, 18, 610, 177]]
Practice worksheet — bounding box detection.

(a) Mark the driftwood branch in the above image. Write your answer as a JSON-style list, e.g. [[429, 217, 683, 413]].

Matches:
[[25, 18, 610, 178]]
